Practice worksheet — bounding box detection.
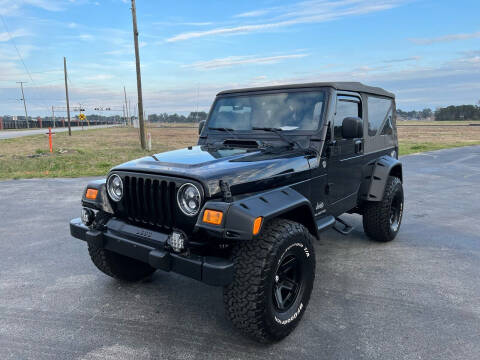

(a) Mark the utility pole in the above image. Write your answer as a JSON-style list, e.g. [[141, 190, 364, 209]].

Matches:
[[52, 105, 55, 128], [122, 104, 126, 126], [130, 0, 146, 149], [128, 99, 131, 126], [123, 86, 129, 126], [63, 57, 72, 136], [17, 81, 29, 128]]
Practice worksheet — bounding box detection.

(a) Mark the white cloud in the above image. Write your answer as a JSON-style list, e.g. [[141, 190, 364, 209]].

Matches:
[[167, 0, 407, 42], [234, 9, 270, 18], [84, 74, 114, 81], [78, 33, 94, 41], [410, 30, 480, 45], [0, 28, 30, 42], [153, 21, 213, 27], [183, 53, 309, 70], [382, 56, 421, 63]]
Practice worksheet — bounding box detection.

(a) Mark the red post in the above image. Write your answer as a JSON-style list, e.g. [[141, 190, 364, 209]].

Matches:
[[0, 117, 3, 130], [62, 118, 65, 127], [38, 116, 42, 128], [48, 127, 53, 153]]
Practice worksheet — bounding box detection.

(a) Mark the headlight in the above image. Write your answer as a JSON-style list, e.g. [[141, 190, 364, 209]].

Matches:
[[177, 183, 201, 216], [107, 174, 123, 202]]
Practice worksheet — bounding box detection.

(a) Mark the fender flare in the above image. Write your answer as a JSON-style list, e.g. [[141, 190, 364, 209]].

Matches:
[[360, 155, 402, 202], [81, 179, 114, 213], [195, 187, 318, 241]]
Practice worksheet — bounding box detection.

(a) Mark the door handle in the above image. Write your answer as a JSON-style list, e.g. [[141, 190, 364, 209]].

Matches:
[[354, 139, 363, 153]]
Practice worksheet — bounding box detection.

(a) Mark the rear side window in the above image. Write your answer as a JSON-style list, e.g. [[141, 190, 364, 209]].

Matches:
[[367, 96, 393, 136], [334, 96, 361, 140]]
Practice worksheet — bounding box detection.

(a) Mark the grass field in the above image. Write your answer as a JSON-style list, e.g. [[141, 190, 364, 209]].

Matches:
[[0, 122, 479, 179]]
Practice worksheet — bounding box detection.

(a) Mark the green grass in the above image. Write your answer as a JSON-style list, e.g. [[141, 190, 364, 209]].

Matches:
[[0, 126, 197, 180], [399, 141, 480, 156]]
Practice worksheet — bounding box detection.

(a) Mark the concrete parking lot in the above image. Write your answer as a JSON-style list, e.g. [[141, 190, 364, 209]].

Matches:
[[1, 146, 479, 359]]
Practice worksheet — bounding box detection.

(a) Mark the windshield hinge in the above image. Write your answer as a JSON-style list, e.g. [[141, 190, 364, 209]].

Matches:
[[219, 180, 233, 202]]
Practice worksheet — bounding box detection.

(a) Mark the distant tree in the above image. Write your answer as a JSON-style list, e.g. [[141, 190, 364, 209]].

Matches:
[[421, 108, 433, 118], [434, 104, 480, 121]]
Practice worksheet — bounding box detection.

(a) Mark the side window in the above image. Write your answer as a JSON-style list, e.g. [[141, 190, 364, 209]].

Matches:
[[334, 96, 361, 140], [381, 113, 394, 135], [367, 96, 393, 136]]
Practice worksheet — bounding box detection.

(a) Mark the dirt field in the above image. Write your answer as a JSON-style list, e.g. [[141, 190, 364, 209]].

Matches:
[[0, 122, 479, 179], [397, 121, 480, 154]]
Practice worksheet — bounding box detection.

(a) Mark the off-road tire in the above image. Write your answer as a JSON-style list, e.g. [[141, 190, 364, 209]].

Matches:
[[363, 175, 404, 242], [224, 219, 316, 343], [87, 242, 155, 282]]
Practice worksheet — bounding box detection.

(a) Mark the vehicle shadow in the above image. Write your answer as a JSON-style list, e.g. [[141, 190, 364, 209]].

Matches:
[[87, 214, 376, 359]]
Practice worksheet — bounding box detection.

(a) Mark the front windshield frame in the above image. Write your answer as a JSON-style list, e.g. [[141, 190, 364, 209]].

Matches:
[[205, 88, 329, 135]]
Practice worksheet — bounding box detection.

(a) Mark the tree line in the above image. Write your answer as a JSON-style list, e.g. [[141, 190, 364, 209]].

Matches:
[[434, 105, 480, 121], [398, 105, 480, 121], [147, 111, 208, 123], [396, 108, 433, 120]]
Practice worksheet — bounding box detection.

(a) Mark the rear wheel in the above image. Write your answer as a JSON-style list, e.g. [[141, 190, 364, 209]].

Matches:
[[363, 176, 404, 242], [88, 242, 155, 282], [224, 219, 316, 343]]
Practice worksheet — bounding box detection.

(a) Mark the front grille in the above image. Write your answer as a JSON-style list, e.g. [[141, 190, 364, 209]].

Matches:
[[123, 175, 177, 228]]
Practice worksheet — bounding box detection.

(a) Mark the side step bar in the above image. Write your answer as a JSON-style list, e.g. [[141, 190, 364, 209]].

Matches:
[[333, 217, 354, 235], [315, 215, 355, 236], [316, 216, 336, 233]]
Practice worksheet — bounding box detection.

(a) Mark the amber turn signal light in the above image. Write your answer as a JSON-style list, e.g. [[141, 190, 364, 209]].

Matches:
[[85, 188, 98, 200], [253, 217, 263, 235], [203, 210, 223, 225]]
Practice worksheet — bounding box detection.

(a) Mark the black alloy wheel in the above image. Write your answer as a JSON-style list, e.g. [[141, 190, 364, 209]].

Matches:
[[273, 254, 303, 312], [389, 191, 403, 233]]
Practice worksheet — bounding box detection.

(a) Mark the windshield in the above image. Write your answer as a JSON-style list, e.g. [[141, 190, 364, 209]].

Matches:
[[207, 91, 326, 131]]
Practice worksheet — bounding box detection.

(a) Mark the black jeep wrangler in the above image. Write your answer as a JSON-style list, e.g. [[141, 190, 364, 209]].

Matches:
[[70, 82, 403, 342]]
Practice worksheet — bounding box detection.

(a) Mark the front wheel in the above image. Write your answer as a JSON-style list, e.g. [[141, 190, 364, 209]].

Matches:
[[88, 242, 155, 282], [224, 219, 316, 343], [363, 176, 404, 242]]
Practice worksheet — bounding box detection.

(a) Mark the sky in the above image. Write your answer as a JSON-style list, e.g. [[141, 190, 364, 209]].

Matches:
[[0, 0, 479, 116]]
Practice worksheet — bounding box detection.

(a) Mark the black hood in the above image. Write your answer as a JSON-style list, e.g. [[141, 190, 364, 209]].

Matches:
[[111, 145, 311, 197]]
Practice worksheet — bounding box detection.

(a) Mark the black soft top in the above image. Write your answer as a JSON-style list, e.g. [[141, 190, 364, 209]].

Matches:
[[217, 82, 394, 99]]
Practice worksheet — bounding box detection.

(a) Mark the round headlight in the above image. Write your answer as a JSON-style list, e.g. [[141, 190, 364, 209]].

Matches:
[[107, 174, 123, 202], [177, 183, 201, 216]]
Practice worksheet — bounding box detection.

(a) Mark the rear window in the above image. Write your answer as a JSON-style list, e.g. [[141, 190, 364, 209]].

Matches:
[[368, 96, 393, 136]]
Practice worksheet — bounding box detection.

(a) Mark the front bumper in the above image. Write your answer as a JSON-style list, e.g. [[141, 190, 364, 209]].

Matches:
[[70, 218, 234, 286]]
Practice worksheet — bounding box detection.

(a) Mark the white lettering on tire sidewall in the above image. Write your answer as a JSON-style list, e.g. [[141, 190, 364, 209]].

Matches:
[[275, 302, 303, 325], [278, 243, 310, 266]]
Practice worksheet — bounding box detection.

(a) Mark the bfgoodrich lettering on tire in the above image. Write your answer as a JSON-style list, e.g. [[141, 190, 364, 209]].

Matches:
[[223, 219, 316, 343]]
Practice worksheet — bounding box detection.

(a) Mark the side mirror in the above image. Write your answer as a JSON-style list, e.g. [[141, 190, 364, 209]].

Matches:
[[198, 120, 206, 135], [342, 117, 363, 139]]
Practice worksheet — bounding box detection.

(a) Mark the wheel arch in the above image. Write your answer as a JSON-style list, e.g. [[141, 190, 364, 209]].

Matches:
[[197, 187, 319, 241], [277, 204, 318, 239], [359, 155, 403, 202]]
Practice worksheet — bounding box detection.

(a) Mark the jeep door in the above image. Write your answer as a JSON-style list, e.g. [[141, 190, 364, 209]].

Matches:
[[327, 93, 364, 215]]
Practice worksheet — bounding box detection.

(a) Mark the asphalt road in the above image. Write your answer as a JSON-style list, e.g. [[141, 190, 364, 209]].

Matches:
[[0, 125, 118, 140], [1, 146, 479, 359]]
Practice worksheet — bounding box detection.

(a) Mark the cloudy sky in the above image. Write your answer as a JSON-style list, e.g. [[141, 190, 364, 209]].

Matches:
[[0, 0, 479, 116]]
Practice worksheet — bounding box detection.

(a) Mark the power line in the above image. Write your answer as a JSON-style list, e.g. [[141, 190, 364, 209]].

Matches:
[[0, 14, 34, 83]]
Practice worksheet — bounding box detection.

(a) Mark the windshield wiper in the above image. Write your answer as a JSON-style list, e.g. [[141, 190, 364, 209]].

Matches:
[[208, 127, 237, 138], [252, 127, 303, 150]]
